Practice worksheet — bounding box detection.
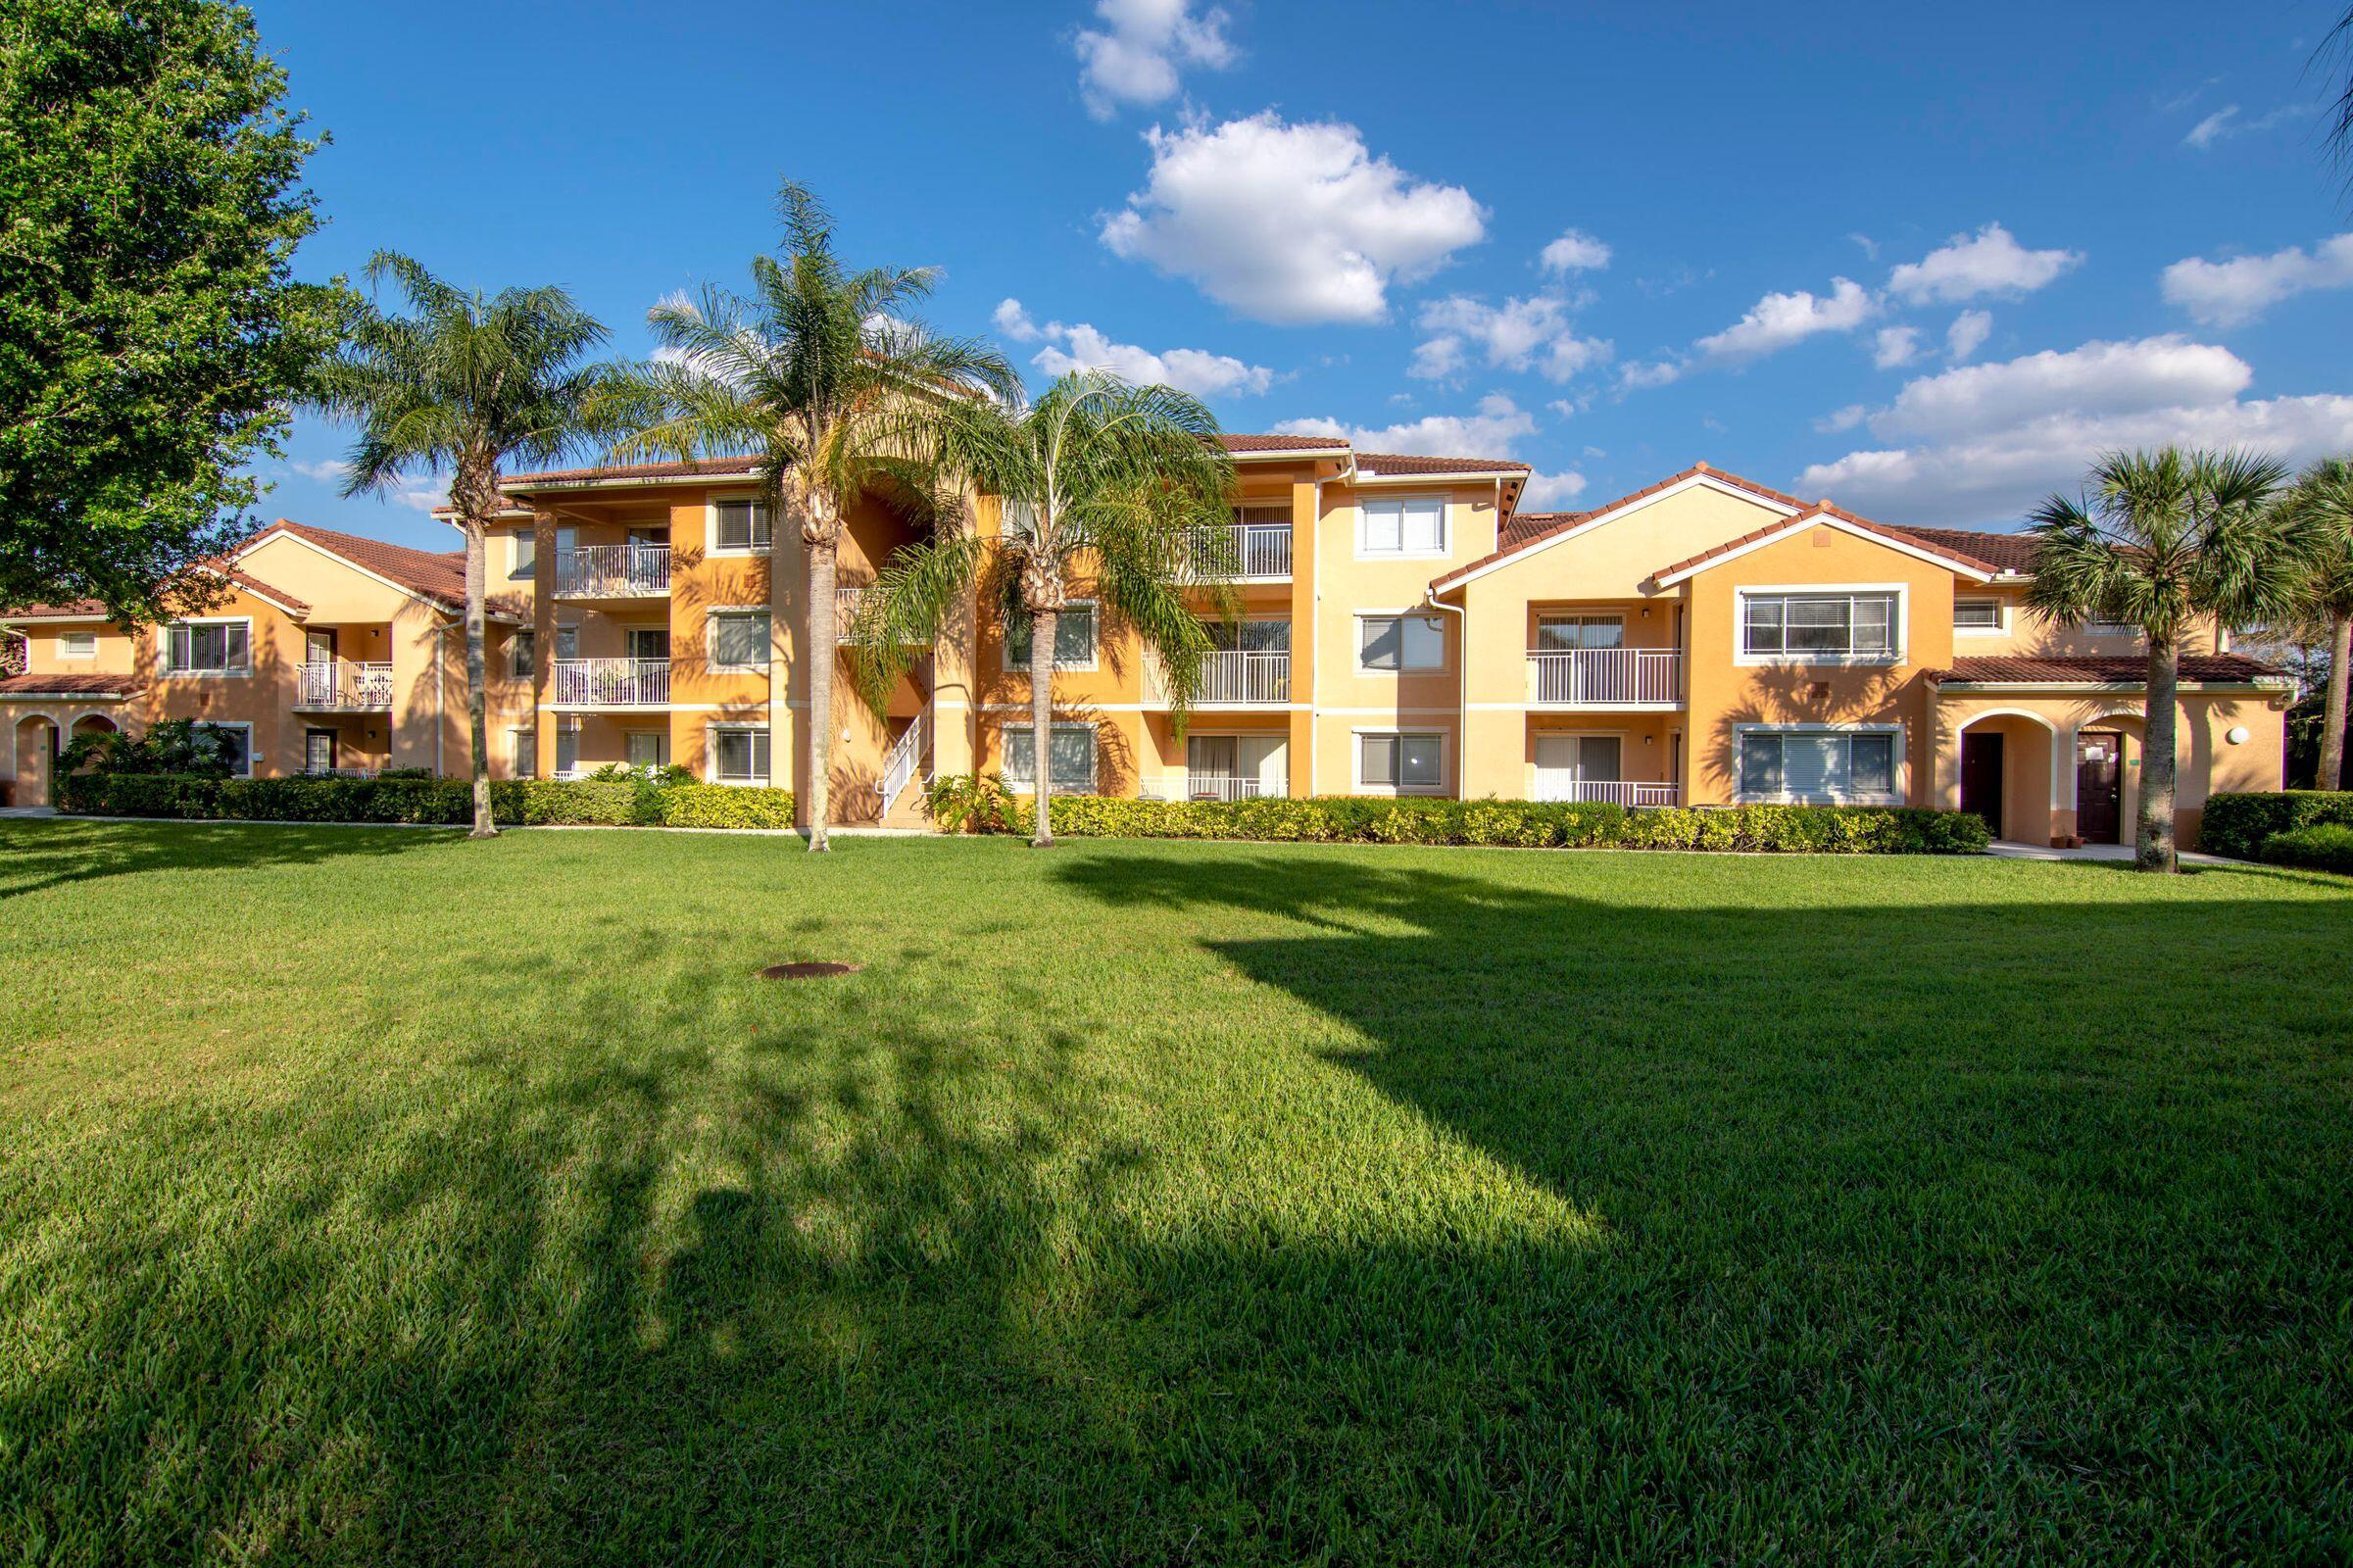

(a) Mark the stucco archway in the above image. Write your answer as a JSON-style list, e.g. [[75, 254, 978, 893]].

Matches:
[[13, 713, 59, 807], [1954, 710, 2058, 845]]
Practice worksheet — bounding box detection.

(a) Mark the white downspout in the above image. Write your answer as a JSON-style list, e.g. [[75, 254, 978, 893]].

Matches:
[[1424, 591, 1468, 800]]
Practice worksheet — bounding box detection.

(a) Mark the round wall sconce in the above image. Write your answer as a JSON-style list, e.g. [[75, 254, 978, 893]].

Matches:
[[2226, 725, 2249, 746]]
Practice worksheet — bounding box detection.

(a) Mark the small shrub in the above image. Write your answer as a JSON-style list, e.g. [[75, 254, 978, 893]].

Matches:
[[2259, 822, 2353, 875], [58, 773, 793, 831], [652, 784, 799, 830], [2200, 790, 2353, 859]]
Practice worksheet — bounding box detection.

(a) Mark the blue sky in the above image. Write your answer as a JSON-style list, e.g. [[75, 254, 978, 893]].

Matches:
[[252, 0, 2353, 550]]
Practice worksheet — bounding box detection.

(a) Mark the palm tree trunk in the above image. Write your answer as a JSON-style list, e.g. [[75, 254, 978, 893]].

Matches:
[[806, 536, 837, 852], [2138, 635, 2179, 872], [2324, 613, 2352, 791], [463, 520, 496, 839], [1028, 607, 1057, 848]]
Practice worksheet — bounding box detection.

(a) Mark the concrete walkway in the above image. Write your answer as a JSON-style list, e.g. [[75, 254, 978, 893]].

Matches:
[[1987, 838, 2232, 866], [0, 806, 57, 818]]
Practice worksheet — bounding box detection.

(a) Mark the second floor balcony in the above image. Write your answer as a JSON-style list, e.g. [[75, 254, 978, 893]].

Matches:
[[555, 544, 670, 599], [1527, 648, 1683, 708], [553, 658, 671, 707], [1186, 519, 1293, 581], [1148, 649, 1292, 706], [294, 661, 392, 711]]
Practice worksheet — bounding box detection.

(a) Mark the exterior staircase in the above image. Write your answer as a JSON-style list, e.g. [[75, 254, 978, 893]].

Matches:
[[874, 711, 935, 831]]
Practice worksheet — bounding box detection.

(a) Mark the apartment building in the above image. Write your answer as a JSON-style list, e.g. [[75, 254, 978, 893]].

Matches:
[[2, 443, 2293, 847]]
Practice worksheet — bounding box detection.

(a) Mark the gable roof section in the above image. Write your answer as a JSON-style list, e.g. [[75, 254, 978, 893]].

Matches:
[[237, 520, 529, 620], [1649, 503, 1997, 586], [1887, 524, 2038, 576], [1930, 654, 2284, 687], [1355, 451, 1530, 476], [6, 562, 310, 623], [1431, 464, 1805, 592]]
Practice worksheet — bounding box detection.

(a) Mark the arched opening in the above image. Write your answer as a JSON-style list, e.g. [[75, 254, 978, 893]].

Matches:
[[2068, 711, 2147, 848], [1955, 710, 2057, 845], [12, 713, 59, 808]]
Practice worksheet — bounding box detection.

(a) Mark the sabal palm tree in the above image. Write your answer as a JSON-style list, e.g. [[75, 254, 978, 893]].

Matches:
[[2279, 457, 2353, 789], [2028, 447, 2299, 871], [852, 370, 1239, 848], [314, 252, 614, 838], [609, 183, 1017, 850]]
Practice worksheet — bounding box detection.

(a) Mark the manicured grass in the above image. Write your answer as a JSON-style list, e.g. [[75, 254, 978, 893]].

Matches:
[[2, 820, 2349, 1565]]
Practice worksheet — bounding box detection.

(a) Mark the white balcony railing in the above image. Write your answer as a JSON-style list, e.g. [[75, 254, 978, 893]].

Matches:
[[302, 766, 380, 780], [1187, 521, 1293, 580], [295, 661, 393, 710], [1149, 649, 1290, 705], [1527, 649, 1683, 706], [554, 544, 669, 598], [552, 658, 671, 706], [1542, 780, 1682, 808], [1184, 773, 1277, 802], [877, 710, 927, 808], [835, 586, 930, 645]]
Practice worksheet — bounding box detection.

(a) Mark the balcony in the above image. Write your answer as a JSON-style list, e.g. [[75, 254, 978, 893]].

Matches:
[[554, 544, 670, 599], [1186, 520, 1293, 581], [1147, 649, 1291, 706], [1537, 780, 1682, 808], [835, 586, 929, 645], [294, 661, 392, 711], [552, 658, 672, 707], [1527, 649, 1683, 708]]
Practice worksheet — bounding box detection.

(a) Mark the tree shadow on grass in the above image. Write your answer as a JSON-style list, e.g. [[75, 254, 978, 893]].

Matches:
[[0, 818, 454, 900]]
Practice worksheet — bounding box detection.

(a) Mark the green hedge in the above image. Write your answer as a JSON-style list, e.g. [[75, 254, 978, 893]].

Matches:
[[931, 781, 1989, 855], [2198, 790, 2353, 859], [2259, 823, 2353, 875], [56, 773, 797, 830]]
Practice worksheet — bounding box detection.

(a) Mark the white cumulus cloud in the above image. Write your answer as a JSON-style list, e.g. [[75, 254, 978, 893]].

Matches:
[[1274, 392, 1537, 458], [1521, 469, 1590, 509], [1872, 326, 1923, 369], [1539, 228, 1611, 273], [1946, 309, 1992, 363], [1693, 277, 1876, 364], [1794, 335, 2350, 523], [1073, 0, 1235, 120], [2161, 233, 2353, 326], [1410, 293, 1610, 384], [1101, 113, 1487, 324], [995, 300, 1272, 397], [1886, 222, 2082, 304]]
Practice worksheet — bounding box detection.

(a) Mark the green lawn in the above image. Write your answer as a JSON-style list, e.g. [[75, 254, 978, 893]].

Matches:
[[2, 821, 2349, 1565]]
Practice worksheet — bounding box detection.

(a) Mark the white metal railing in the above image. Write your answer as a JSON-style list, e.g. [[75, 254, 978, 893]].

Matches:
[[1149, 649, 1290, 705], [1542, 780, 1682, 808], [1188, 521, 1293, 579], [1183, 773, 1277, 802], [1527, 649, 1683, 706], [554, 544, 669, 597], [877, 710, 927, 808], [552, 658, 671, 706], [836, 586, 929, 645], [302, 766, 380, 780], [296, 661, 393, 710]]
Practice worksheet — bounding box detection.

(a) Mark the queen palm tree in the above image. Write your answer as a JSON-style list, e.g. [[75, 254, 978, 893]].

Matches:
[[608, 182, 1017, 850], [2279, 457, 2353, 789], [850, 370, 1239, 848], [314, 252, 615, 838], [2028, 447, 2300, 871]]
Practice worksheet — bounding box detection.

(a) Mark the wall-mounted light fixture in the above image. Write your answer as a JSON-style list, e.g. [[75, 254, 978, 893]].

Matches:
[[2226, 725, 2249, 746]]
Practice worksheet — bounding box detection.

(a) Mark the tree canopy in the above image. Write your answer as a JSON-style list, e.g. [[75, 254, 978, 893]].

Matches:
[[0, 0, 338, 621]]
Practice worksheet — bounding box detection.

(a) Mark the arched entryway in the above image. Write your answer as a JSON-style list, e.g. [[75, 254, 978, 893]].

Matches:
[[2063, 711, 2148, 847], [12, 713, 59, 808], [1954, 710, 2058, 845]]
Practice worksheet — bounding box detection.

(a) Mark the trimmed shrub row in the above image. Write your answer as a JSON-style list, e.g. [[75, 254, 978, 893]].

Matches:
[[2260, 823, 2353, 875], [2198, 790, 2353, 859], [57, 773, 797, 830], [928, 778, 1990, 855]]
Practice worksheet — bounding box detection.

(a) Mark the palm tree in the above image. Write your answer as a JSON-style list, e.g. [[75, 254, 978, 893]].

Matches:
[[2028, 447, 2300, 871], [609, 183, 1017, 850], [851, 370, 1239, 848], [313, 253, 615, 838], [2279, 458, 2353, 790]]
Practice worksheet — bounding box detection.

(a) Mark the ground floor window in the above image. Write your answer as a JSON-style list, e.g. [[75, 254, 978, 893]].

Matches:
[[1738, 727, 1898, 802], [304, 728, 337, 775], [198, 721, 253, 778], [1004, 722, 1096, 793], [626, 731, 668, 769], [511, 727, 537, 779], [1358, 731, 1443, 792], [711, 725, 770, 785], [555, 725, 579, 778]]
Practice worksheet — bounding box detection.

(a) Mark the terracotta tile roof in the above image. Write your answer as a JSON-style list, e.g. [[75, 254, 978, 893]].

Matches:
[[1221, 433, 1349, 453], [504, 455, 764, 487], [245, 520, 527, 619], [4, 564, 306, 621], [4, 598, 108, 619], [0, 671, 145, 698], [1647, 503, 1999, 583], [1931, 654, 2285, 685], [1355, 451, 1530, 476], [1887, 524, 2039, 575], [1431, 464, 1809, 590]]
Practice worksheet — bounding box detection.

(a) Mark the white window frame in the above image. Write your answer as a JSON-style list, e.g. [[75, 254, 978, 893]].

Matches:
[[1004, 600, 1100, 672], [2086, 617, 2141, 638], [157, 617, 254, 677], [510, 726, 537, 779], [1952, 598, 2006, 636], [199, 720, 256, 778], [705, 606, 771, 672], [1355, 495, 1449, 560], [1533, 612, 1626, 651], [1732, 722, 1905, 807], [1734, 584, 1908, 666], [1354, 611, 1447, 675], [58, 630, 97, 662], [624, 729, 669, 770], [509, 528, 537, 581], [1351, 727, 1448, 796], [554, 622, 580, 662], [1001, 720, 1098, 795], [707, 495, 773, 556], [707, 722, 771, 786]]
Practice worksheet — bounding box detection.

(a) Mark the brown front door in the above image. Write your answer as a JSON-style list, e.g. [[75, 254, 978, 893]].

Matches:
[[2077, 731, 2123, 844], [1961, 731, 2004, 837]]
